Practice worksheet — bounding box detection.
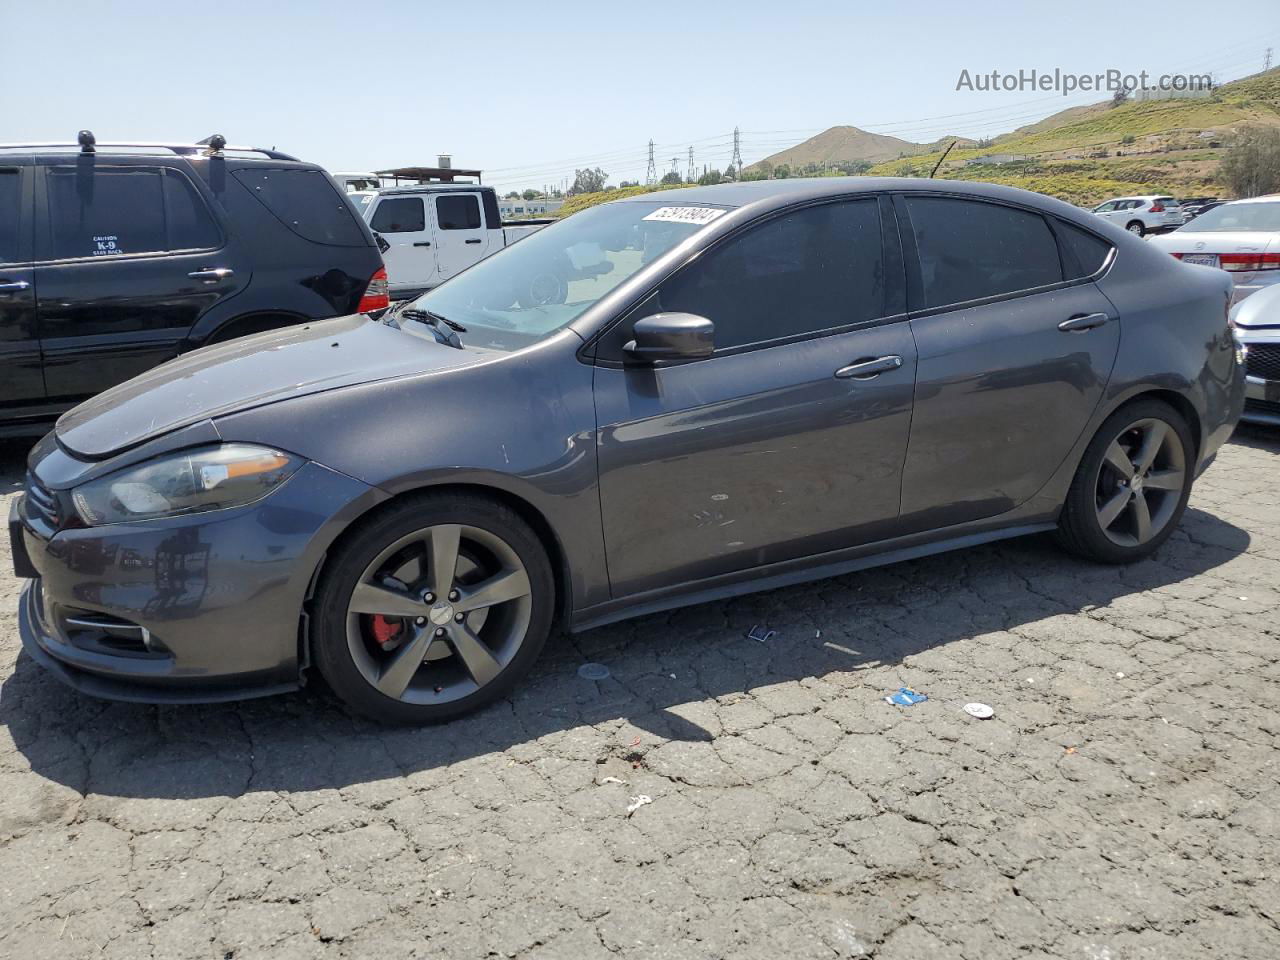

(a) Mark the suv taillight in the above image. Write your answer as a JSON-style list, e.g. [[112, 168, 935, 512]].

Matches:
[[357, 267, 390, 313], [1149, 202, 1164, 213]]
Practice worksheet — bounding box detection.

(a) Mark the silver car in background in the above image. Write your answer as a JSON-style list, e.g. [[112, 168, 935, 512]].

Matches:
[[1231, 281, 1280, 425], [1150, 196, 1280, 304]]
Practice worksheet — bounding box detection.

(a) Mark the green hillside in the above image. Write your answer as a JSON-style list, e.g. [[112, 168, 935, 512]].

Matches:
[[552, 69, 1280, 218], [866, 68, 1280, 204]]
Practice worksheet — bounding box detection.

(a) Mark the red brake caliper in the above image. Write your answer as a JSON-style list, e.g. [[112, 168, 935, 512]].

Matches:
[[370, 615, 403, 649]]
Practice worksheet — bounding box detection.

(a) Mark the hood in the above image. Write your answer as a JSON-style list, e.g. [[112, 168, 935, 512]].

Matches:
[[56, 315, 479, 459], [1231, 281, 1280, 330]]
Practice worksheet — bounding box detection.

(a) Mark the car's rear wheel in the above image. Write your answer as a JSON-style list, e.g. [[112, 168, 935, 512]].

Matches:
[[1125, 220, 1145, 236], [1056, 398, 1194, 564], [312, 493, 555, 723]]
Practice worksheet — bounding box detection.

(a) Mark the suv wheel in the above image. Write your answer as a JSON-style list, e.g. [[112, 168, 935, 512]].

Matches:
[[312, 493, 555, 723], [1056, 398, 1194, 564], [1125, 220, 1145, 236]]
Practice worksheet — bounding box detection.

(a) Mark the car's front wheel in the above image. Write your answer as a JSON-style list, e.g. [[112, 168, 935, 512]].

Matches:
[[1125, 220, 1146, 236], [1056, 398, 1194, 563], [312, 493, 555, 723]]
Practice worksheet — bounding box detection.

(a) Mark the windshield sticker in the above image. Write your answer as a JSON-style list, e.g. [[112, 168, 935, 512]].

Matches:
[[641, 206, 727, 226]]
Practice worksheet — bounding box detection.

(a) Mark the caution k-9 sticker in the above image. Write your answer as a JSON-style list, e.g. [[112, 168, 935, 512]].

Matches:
[[641, 206, 727, 225]]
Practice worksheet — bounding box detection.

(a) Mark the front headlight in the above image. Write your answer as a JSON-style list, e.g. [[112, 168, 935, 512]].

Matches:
[[71, 444, 302, 526]]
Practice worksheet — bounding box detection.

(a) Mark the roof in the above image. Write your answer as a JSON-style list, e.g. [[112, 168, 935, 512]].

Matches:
[[376, 166, 482, 182], [613, 177, 1097, 224], [614, 179, 1075, 212], [376, 183, 493, 197]]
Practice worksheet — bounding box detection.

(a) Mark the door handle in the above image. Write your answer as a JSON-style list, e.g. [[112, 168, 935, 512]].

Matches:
[[0, 280, 30, 293], [187, 267, 234, 283], [1058, 312, 1110, 332], [464, 238, 482, 244], [835, 355, 903, 379], [413, 241, 432, 247]]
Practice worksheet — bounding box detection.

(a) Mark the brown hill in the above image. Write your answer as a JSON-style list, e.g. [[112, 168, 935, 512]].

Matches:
[[752, 126, 977, 172]]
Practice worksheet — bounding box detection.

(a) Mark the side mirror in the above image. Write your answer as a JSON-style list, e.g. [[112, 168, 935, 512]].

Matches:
[[623, 313, 715, 362]]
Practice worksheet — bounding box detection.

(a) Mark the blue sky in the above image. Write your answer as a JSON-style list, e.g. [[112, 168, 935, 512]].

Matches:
[[3, 0, 1277, 193]]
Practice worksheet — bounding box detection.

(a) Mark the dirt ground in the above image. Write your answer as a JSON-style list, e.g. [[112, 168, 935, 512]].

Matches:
[[1, 428, 1278, 959]]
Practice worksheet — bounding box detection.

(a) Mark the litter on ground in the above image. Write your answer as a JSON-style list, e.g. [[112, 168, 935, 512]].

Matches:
[[885, 687, 928, 707]]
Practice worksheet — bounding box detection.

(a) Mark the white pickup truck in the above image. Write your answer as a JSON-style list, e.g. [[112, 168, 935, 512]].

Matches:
[[351, 184, 550, 299]]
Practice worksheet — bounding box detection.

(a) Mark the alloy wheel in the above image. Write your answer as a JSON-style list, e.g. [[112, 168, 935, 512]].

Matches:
[[344, 523, 533, 704], [1093, 417, 1186, 548]]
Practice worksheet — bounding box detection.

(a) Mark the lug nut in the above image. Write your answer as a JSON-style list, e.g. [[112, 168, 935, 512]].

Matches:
[[422, 592, 435, 604], [455, 612, 464, 622], [448, 590, 459, 602], [435, 627, 445, 637], [415, 617, 426, 626]]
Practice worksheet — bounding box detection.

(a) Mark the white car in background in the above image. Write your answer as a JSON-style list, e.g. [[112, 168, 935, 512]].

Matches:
[[1148, 196, 1280, 303], [1091, 195, 1184, 235]]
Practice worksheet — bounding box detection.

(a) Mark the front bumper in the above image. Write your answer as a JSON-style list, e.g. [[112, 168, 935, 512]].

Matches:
[[15, 461, 382, 704], [1242, 375, 1280, 426]]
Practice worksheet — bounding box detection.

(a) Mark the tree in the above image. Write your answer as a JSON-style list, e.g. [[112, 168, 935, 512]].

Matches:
[[619, 180, 639, 188], [1111, 83, 1132, 107], [521, 189, 541, 201], [1219, 127, 1280, 198], [697, 169, 722, 186], [569, 167, 608, 195], [774, 164, 792, 179], [504, 191, 520, 199], [659, 170, 683, 185]]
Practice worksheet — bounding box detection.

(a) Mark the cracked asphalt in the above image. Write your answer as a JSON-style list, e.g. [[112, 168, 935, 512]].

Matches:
[[1, 428, 1278, 959]]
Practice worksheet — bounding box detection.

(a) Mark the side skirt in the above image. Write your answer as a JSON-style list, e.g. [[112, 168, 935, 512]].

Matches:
[[569, 522, 1057, 633]]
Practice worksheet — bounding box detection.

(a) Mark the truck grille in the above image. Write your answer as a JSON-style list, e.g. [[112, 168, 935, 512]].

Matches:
[[24, 476, 60, 528], [1245, 343, 1280, 382]]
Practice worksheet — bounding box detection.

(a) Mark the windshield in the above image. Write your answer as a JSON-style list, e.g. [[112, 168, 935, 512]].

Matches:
[[409, 200, 724, 351], [1179, 201, 1280, 233]]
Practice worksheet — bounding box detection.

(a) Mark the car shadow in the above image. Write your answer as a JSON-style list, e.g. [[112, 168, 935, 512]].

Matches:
[[0, 495, 1252, 801]]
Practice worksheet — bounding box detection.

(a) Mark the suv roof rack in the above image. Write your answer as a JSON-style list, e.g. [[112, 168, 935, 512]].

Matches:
[[0, 131, 299, 162]]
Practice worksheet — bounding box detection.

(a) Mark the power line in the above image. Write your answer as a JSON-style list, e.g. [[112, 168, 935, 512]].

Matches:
[[645, 139, 657, 186]]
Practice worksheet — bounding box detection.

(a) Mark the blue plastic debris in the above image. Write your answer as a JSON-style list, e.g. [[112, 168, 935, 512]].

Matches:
[[578, 662, 611, 681], [885, 687, 928, 707]]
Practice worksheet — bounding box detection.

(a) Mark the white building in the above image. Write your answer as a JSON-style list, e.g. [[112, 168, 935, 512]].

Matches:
[[497, 197, 563, 218]]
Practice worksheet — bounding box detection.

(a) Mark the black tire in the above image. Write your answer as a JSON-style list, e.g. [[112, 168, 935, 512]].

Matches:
[[1056, 398, 1195, 564], [1125, 220, 1146, 236], [312, 492, 555, 724]]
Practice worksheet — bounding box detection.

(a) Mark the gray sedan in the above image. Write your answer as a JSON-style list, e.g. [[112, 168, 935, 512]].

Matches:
[[12, 178, 1245, 723]]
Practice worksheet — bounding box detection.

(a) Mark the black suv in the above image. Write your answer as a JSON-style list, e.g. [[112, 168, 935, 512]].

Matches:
[[0, 133, 387, 435]]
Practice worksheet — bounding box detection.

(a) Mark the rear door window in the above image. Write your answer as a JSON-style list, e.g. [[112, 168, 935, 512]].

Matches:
[[47, 165, 167, 259], [370, 197, 426, 233], [436, 194, 482, 230], [0, 168, 21, 262], [162, 169, 221, 251], [903, 196, 1063, 309], [654, 198, 886, 350], [232, 167, 367, 246]]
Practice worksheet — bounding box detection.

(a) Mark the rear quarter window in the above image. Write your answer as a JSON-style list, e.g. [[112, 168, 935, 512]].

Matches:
[[0, 168, 21, 262], [1054, 220, 1113, 279], [232, 167, 367, 246]]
